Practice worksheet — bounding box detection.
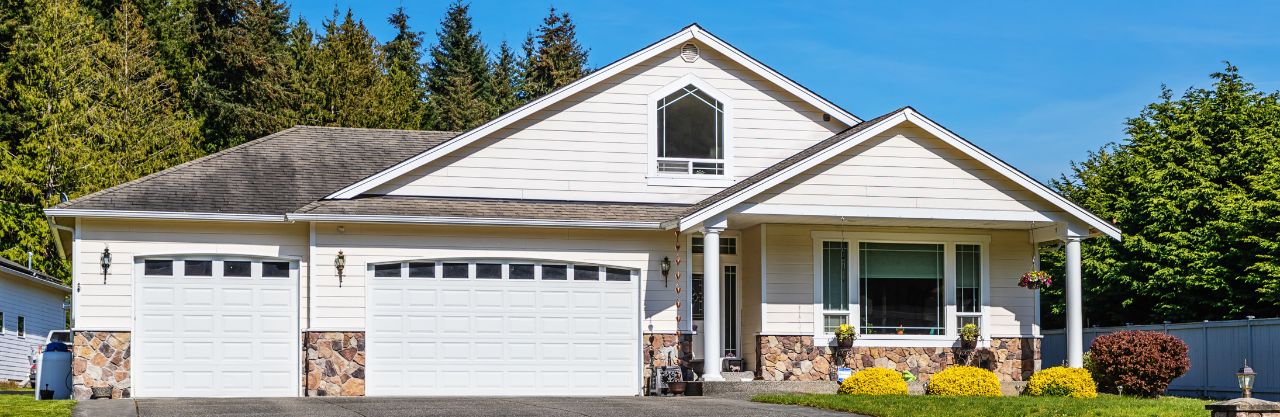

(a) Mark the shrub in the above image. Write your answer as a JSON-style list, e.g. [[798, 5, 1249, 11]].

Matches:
[[1089, 331, 1189, 397], [1026, 367, 1098, 398], [926, 366, 1001, 397], [839, 368, 908, 395]]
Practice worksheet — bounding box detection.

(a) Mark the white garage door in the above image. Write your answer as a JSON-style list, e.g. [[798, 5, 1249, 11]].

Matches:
[[133, 257, 298, 397], [366, 260, 640, 396]]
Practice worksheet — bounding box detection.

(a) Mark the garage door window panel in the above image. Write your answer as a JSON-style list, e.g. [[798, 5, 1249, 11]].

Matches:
[[373, 262, 402, 278], [223, 261, 252, 277], [510, 264, 535, 280], [573, 265, 600, 281], [442, 263, 469, 279], [183, 260, 212, 277], [475, 263, 502, 279], [408, 262, 435, 278], [144, 260, 173, 276], [542, 264, 568, 280], [262, 261, 291, 278]]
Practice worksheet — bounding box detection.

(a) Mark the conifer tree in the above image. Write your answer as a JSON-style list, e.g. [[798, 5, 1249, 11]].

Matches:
[[311, 9, 394, 128], [381, 6, 426, 129], [519, 6, 589, 101], [424, 1, 491, 131], [490, 40, 521, 115], [286, 17, 323, 125]]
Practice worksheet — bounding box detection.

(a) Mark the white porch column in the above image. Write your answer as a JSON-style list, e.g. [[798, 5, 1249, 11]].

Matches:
[[701, 225, 725, 381], [1065, 237, 1084, 368]]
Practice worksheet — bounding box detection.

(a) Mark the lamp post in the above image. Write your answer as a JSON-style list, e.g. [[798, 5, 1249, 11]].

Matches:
[[334, 251, 346, 287], [1238, 359, 1256, 399]]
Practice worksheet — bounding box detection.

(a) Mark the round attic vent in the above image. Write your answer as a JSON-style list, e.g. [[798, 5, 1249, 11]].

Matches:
[[680, 43, 699, 62]]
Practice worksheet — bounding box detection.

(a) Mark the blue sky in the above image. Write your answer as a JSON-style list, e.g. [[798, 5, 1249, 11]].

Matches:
[[294, 1, 1280, 182]]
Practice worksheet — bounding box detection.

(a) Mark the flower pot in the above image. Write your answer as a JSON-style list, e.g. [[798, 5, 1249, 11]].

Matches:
[[960, 339, 977, 350], [837, 338, 854, 349], [666, 381, 688, 395]]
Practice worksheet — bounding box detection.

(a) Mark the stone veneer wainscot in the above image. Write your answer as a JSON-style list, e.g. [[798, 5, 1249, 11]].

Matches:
[[71, 331, 131, 399], [304, 331, 365, 396], [757, 335, 1039, 382]]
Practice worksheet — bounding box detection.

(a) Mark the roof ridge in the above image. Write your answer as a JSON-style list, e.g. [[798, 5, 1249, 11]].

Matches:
[[293, 125, 460, 135], [54, 126, 304, 209]]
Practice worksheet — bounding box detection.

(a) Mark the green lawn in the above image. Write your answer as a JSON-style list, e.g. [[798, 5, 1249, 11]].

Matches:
[[0, 394, 74, 417], [752, 393, 1212, 417]]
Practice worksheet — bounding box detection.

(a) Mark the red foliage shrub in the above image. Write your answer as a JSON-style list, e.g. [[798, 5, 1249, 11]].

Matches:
[[1088, 331, 1190, 397]]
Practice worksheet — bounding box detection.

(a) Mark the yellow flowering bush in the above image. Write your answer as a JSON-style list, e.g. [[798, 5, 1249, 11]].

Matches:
[[1026, 367, 1098, 398], [839, 368, 908, 395], [926, 366, 1001, 397]]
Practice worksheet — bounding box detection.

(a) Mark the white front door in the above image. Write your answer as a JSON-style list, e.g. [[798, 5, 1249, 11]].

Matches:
[[133, 258, 298, 397], [365, 260, 640, 396]]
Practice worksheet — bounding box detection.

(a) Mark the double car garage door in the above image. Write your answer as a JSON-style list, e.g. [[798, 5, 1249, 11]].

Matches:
[[132, 257, 639, 397]]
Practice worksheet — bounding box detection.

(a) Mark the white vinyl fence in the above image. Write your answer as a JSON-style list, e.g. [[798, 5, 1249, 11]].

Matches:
[[1043, 317, 1279, 400]]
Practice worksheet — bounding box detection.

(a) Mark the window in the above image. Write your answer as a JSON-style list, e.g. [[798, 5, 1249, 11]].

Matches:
[[956, 244, 982, 333], [692, 236, 736, 254], [821, 242, 850, 333], [573, 265, 599, 281], [691, 273, 704, 320], [184, 260, 212, 277], [1, 312, 4, 333], [223, 261, 251, 277], [373, 263, 401, 278], [262, 261, 291, 278], [605, 267, 631, 282], [723, 265, 738, 356], [442, 263, 469, 279], [144, 260, 173, 276], [475, 263, 502, 279], [408, 262, 435, 278], [542, 264, 568, 280], [17, 316, 24, 337], [509, 264, 535, 280], [860, 243, 944, 336], [656, 85, 724, 175]]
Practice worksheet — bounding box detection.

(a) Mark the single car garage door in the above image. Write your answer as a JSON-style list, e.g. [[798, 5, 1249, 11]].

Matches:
[[133, 257, 298, 397], [366, 259, 640, 396]]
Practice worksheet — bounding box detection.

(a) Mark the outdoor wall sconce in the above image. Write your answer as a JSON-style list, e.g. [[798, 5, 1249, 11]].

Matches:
[[99, 247, 111, 285], [1237, 359, 1256, 398], [660, 256, 671, 286], [335, 250, 346, 287]]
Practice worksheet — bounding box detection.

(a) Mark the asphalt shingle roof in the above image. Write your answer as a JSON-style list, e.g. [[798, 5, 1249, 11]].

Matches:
[[0, 256, 69, 291], [55, 126, 459, 215], [296, 196, 688, 224]]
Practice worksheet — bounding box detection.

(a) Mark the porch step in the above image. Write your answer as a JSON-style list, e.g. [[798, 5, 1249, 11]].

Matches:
[[701, 380, 837, 399], [720, 371, 755, 381]]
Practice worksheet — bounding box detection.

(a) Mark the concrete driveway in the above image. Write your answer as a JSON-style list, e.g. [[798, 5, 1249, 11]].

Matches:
[[74, 396, 858, 417]]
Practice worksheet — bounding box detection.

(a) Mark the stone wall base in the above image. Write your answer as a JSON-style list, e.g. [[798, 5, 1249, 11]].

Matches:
[[757, 335, 1039, 382], [304, 331, 365, 396], [72, 331, 131, 399], [643, 333, 692, 392]]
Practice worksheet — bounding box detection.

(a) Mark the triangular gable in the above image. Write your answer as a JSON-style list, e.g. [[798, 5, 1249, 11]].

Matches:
[[326, 23, 861, 200], [674, 107, 1122, 240]]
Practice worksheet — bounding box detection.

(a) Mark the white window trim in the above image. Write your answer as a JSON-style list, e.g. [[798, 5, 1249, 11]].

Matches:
[[646, 74, 735, 186], [810, 231, 990, 347]]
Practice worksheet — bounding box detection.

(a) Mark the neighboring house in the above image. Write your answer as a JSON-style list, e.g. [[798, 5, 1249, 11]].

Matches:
[[0, 257, 70, 385], [44, 24, 1118, 399]]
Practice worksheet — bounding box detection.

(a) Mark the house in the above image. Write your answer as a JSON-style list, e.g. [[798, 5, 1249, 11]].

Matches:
[[0, 256, 70, 386], [44, 24, 1118, 399]]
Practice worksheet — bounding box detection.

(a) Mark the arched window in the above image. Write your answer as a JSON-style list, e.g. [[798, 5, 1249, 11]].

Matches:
[[656, 85, 725, 175]]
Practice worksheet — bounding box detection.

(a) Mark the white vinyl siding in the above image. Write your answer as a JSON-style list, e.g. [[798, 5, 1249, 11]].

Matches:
[[72, 219, 309, 330], [0, 277, 66, 381], [746, 126, 1065, 221], [370, 41, 847, 204], [761, 224, 1035, 338], [311, 223, 682, 332]]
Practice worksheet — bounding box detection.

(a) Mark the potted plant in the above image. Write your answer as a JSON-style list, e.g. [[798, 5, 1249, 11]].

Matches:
[[663, 370, 687, 395], [834, 323, 856, 348], [1019, 270, 1052, 290], [959, 323, 980, 349]]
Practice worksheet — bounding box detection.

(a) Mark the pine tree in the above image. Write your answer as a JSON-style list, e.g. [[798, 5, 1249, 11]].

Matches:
[[381, 6, 426, 129], [192, 0, 297, 151], [490, 40, 520, 115], [519, 6, 589, 101], [0, 0, 104, 279], [424, 0, 491, 131], [89, 0, 202, 190], [287, 16, 323, 125], [311, 9, 394, 128]]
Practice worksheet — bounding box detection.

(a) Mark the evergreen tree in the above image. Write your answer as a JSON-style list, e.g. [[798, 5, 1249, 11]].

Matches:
[[490, 40, 520, 115], [0, 0, 104, 279], [286, 16, 323, 125], [424, 1, 491, 131], [381, 6, 426, 129], [90, 0, 202, 190], [1043, 63, 1280, 326], [519, 6, 588, 101], [192, 0, 297, 151], [311, 9, 394, 128]]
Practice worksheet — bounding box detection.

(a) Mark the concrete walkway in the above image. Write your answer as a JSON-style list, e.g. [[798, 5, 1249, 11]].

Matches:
[[74, 396, 861, 417]]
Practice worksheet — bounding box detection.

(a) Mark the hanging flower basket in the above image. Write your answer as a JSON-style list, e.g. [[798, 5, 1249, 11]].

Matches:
[[1019, 270, 1052, 290]]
